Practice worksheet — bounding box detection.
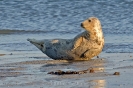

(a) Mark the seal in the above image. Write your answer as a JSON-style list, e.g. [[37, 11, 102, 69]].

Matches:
[[27, 17, 104, 60]]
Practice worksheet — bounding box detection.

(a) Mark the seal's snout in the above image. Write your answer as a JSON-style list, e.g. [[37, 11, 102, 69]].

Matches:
[[81, 23, 84, 28]]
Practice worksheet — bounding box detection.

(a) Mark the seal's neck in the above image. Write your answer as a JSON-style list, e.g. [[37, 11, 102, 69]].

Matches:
[[89, 27, 103, 41]]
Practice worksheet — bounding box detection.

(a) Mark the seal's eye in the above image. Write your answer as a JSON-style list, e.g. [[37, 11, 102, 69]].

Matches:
[[88, 19, 91, 22]]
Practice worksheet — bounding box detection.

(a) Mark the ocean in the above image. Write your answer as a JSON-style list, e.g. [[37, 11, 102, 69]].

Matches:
[[0, 0, 133, 53]]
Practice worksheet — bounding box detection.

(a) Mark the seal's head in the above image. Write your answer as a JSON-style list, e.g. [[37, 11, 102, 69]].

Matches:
[[81, 17, 101, 31], [81, 17, 103, 39]]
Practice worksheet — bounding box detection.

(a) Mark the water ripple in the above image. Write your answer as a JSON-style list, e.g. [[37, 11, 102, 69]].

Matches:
[[0, 0, 133, 34]]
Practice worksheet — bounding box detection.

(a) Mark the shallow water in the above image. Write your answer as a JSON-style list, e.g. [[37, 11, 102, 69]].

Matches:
[[0, 0, 133, 33]]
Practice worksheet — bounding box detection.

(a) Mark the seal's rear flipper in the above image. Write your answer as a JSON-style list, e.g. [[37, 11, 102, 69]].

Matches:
[[27, 38, 45, 51], [27, 38, 38, 44]]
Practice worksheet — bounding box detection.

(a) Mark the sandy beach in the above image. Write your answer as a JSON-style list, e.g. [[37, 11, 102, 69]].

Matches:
[[0, 49, 133, 88]]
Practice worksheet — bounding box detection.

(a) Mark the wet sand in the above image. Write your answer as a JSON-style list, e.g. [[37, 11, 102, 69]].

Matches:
[[0, 50, 133, 88]]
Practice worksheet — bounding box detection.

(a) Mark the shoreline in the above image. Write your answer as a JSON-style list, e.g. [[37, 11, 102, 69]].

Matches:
[[0, 50, 133, 88]]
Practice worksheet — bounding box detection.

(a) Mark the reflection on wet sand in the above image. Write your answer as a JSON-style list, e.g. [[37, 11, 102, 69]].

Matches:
[[87, 60, 105, 88], [92, 67, 104, 72], [89, 80, 106, 88]]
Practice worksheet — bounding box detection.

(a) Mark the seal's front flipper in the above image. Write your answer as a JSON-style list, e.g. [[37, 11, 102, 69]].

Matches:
[[80, 49, 99, 60]]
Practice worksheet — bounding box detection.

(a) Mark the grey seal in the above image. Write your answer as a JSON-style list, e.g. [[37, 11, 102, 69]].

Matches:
[[27, 17, 104, 60]]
